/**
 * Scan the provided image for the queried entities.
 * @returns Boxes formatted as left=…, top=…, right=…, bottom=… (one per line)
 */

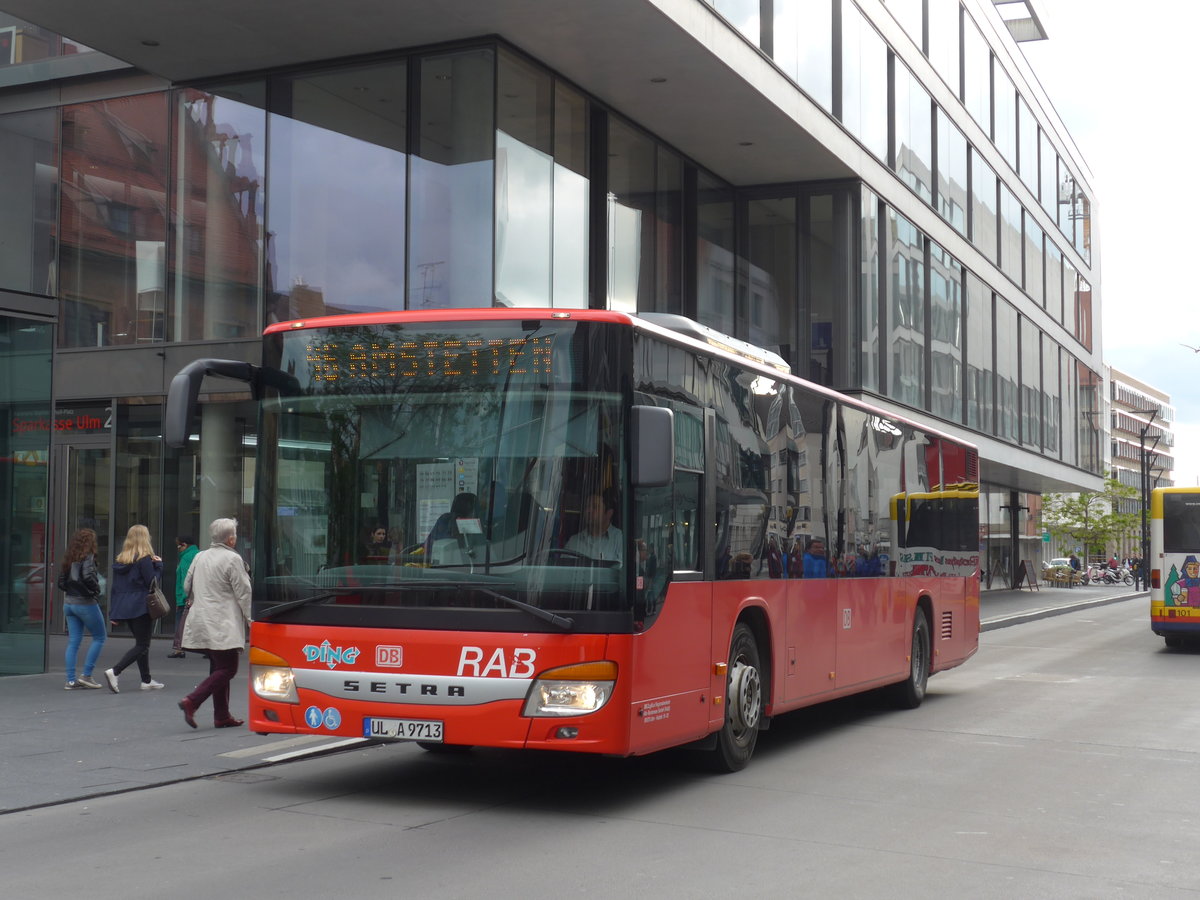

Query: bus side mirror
left=632, top=405, right=674, bottom=488
left=165, top=359, right=255, bottom=449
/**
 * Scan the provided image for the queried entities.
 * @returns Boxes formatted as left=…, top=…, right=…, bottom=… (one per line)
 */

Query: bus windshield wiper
left=257, top=581, right=574, bottom=630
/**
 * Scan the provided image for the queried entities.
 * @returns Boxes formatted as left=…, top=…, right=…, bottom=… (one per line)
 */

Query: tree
left=1041, top=474, right=1139, bottom=561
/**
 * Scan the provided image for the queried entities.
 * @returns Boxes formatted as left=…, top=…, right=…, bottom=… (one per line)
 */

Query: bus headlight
left=523, top=661, right=617, bottom=717
left=250, top=647, right=298, bottom=703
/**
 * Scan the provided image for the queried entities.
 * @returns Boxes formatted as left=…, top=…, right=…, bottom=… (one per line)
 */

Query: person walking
left=167, top=535, right=199, bottom=658
left=103, top=524, right=164, bottom=693
left=57, top=528, right=107, bottom=690
left=178, top=517, right=251, bottom=729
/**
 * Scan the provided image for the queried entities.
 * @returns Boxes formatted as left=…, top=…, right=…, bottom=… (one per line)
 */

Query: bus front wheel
left=891, top=608, right=930, bottom=709
left=709, top=622, right=763, bottom=773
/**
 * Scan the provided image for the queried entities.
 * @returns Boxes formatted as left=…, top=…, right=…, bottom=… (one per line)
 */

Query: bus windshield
left=254, top=319, right=630, bottom=633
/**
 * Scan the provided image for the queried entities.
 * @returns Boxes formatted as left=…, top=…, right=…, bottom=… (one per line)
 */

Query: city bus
left=166, top=308, right=980, bottom=771
left=1149, top=486, right=1200, bottom=647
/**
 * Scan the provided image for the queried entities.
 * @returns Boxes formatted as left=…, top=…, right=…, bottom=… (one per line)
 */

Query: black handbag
left=147, top=576, right=171, bottom=619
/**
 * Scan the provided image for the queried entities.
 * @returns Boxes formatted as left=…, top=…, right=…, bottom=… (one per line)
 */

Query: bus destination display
left=304, top=335, right=555, bottom=383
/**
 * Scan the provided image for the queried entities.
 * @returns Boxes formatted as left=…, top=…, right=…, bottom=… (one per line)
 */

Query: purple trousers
left=185, top=649, right=240, bottom=721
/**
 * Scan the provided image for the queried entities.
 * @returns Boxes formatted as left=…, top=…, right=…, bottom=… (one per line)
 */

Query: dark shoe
left=214, top=717, right=244, bottom=728
left=178, top=698, right=198, bottom=729
left=166, top=652, right=185, bottom=659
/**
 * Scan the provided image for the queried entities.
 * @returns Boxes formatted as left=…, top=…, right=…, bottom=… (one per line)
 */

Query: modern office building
left=0, top=0, right=1104, bottom=672
left=1108, top=366, right=1173, bottom=558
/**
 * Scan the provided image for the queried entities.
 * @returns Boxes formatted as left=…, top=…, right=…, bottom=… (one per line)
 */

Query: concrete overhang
left=1, top=0, right=856, bottom=188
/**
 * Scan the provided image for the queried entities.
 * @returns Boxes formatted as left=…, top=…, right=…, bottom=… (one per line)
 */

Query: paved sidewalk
left=0, top=582, right=1146, bottom=814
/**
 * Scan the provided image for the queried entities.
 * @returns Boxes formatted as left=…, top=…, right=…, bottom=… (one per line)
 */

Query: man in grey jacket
left=177, top=517, right=252, bottom=729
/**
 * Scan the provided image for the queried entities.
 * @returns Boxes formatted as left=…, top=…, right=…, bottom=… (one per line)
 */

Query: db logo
left=376, top=645, right=404, bottom=667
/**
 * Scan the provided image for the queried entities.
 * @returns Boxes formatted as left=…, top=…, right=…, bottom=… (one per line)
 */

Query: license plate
left=364, top=717, right=443, bottom=742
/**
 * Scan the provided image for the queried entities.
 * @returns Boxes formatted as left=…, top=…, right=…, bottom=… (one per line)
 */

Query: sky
left=1019, top=1, right=1200, bottom=486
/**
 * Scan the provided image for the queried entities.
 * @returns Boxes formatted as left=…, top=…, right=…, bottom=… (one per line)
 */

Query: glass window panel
left=172, top=84, right=264, bottom=341
left=995, top=299, right=1019, bottom=441
left=410, top=49, right=494, bottom=309
left=774, top=0, right=833, bottom=110
left=1057, top=167, right=1074, bottom=245
left=962, top=13, right=990, bottom=132
left=696, top=170, right=735, bottom=334
left=1045, top=239, right=1063, bottom=323
left=965, top=272, right=992, bottom=432
left=859, top=188, right=881, bottom=392
left=1063, top=254, right=1077, bottom=334
left=1039, top=131, right=1056, bottom=217
left=841, top=0, right=889, bottom=162
left=0, top=316, right=52, bottom=670
left=709, top=0, right=760, bottom=46
left=936, top=108, right=967, bottom=234
left=993, top=62, right=1016, bottom=167
left=927, top=0, right=960, bottom=93
left=655, top=148, right=683, bottom=313
left=59, top=93, right=169, bottom=348
left=269, top=61, right=408, bottom=318
left=0, top=14, right=98, bottom=65
left=895, top=63, right=933, bottom=204
left=113, top=402, right=164, bottom=578
left=886, top=0, right=924, bottom=48
left=930, top=242, right=962, bottom=422
left=1018, top=97, right=1037, bottom=192
left=1020, top=317, right=1041, bottom=449
left=746, top=195, right=797, bottom=366
left=970, top=149, right=997, bottom=263
left=1077, top=361, right=1102, bottom=474
left=1024, top=212, right=1044, bottom=306
left=496, top=51, right=553, bottom=307
left=888, top=209, right=926, bottom=410
left=607, top=117, right=656, bottom=313
left=1073, top=188, right=1091, bottom=264
left=808, top=194, right=835, bottom=385
left=0, top=108, right=56, bottom=296
left=1060, top=352, right=1076, bottom=465
left=1074, top=273, right=1092, bottom=351
left=999, top=183, right=1022, bottom=284
left=1043, top=339, right=1060, bottom=455
left=553, top=82, right=589, bottom=309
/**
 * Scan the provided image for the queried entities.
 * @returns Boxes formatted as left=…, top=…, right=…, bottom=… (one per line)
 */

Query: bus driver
left=565, top=491, right=623, bottom=563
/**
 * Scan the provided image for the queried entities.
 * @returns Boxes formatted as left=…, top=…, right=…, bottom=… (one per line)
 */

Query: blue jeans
left=65, top=602, right=108, bottom=682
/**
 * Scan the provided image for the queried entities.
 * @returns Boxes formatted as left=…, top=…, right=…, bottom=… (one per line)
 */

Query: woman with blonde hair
left=103, top=524, right=164, bottom=693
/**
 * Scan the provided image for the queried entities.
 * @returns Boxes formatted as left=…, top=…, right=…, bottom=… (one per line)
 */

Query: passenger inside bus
left=423, top=493, right=479, bottom=555
left=802, top=538, right=830, bottom=578
left=359, top=524, right=391, bottom=563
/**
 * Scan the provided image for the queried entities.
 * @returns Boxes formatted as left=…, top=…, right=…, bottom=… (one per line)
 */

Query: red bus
left=166, top=308, right=979, bottom=771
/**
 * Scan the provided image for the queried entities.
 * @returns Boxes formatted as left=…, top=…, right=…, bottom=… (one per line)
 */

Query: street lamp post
left=1138, top=408, right=1160, bottom=591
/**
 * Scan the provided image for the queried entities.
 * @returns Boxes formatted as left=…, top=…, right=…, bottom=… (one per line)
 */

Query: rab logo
left=302, top=640, right=362, bottom=669
left=376, top=645, right=404, bottom=668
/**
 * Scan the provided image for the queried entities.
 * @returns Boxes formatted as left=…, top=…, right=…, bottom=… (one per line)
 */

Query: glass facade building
left=0, top=0, right=1103, bottom=671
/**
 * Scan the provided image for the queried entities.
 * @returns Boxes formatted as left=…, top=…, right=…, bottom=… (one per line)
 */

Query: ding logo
left=302, top=640, right=361, bottom=669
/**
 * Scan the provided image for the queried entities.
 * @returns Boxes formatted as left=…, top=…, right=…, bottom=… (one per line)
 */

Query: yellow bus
left=1149, top=486, right=1200, bottom=648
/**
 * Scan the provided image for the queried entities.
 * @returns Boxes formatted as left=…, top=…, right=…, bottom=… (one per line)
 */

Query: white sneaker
left=103, top=668, right=119, bottom=693
left=141, top=679, right=165, bottom=690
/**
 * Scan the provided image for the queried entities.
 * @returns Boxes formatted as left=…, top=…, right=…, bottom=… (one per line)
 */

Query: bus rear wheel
left=890, top=608, right=930, bottom=709
left=709, top=622, right=763, bottom=773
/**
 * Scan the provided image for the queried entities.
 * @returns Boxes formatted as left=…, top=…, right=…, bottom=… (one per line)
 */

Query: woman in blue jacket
left=103, top=524, right=164, bottom=693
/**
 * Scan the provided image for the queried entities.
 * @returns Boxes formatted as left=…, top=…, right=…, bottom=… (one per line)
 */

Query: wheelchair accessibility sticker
left=305, top=706, right=342, bottom=730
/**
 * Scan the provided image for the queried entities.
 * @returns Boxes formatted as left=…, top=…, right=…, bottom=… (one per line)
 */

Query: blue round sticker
left=304, top=706, right=324, bottom=729
left=323, top=707, right=342, bottom=729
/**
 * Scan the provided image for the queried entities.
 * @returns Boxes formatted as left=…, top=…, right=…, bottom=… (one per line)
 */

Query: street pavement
left=0, top=581, right=1146, bottom=815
